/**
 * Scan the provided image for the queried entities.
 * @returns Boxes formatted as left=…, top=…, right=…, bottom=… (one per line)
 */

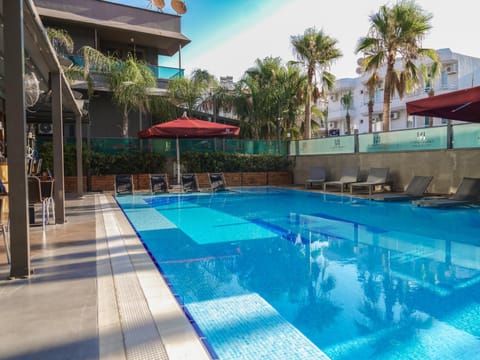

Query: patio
left=0, top=193, right=211, bottom=360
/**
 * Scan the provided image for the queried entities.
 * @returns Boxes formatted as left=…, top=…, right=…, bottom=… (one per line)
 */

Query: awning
left=406, top=86, right=480, bottom=123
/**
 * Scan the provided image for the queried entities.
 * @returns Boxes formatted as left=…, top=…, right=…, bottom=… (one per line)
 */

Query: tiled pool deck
left=0, top=193, right=211, bottom=360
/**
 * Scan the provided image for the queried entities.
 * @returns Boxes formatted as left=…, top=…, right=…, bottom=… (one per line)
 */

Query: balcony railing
left=66, top=55, right=184, bottom=79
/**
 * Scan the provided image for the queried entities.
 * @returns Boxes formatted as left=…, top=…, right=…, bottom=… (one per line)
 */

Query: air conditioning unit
left=38, top=123, right=53, bottom=135
left=390, top=111, right=400, bottom=120
left=446, top=63, right=457, bottom=74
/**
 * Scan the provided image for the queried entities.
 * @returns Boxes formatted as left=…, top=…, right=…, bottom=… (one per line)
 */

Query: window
left=441, top=71, right=448, bottom=89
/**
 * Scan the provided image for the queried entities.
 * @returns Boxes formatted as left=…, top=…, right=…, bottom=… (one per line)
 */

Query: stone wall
left=292, top=149, right=480, bottom=194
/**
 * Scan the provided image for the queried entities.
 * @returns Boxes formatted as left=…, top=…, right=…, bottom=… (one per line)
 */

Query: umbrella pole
left=176, top=136, right=181, bottom=185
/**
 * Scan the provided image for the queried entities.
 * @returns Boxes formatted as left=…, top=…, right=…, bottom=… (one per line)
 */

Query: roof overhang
left=0, top=0, right=83, bottom=120
left=35, top=0, right=190, bottom=56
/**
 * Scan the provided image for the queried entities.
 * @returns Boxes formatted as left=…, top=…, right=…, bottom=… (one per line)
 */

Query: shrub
left=181, top=151, right=292, bottom=173
left=38, top=141, right=167, bottom=176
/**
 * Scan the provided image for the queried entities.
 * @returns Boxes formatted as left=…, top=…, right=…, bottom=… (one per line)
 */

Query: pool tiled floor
left=0, top=193, right=210, bottom=360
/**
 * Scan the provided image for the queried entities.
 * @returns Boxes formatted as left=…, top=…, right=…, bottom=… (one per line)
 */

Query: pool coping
left=96, top=193, right=212, bottom=359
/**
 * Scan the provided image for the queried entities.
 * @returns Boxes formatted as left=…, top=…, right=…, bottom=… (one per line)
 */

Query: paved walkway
left=0, top=193, right=210, bottom=360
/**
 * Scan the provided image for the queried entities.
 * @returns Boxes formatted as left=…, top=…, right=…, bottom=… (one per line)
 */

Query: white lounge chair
left=323, top=166, right=359, bottom=193
left=350, top=168, right=389, bottom=195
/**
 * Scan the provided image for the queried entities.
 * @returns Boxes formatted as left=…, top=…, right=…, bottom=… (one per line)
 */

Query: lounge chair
left=323, top=166, right=359, bottom=193
left=150, top=173, right=169, bottom=194
left=181, top=173, right=199, bottom=192
left=350, top=167, right=390, bottom=195
left=370, top=175, right=433, bottom=201
left=413, top=177, right=480, bottom=208
left=305, top=166, right=326, bottom=188
left=115, top=174, right=133, bottom=195
left=208, top=172, right=227, bottom=192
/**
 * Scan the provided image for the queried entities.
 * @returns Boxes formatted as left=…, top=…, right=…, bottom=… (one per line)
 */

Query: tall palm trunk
left=304, top=68, right=314, bottom=139
left=368, top=99, right=374, bottom=133
left=382, top=60, right=395, bottom=132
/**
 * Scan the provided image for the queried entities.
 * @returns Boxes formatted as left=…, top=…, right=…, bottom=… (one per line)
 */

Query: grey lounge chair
left=305, top=166, right=326, bottom=188
left=413, top=177, right=480, bottom=208
left=115, top=174, right=133, bottom=195
left=370, top=175, right=433, bottom=201
left=350, top=167, right=390, bottom=195
left=323, top=166, right=359, bottom=193
left=150, top=174, right=169, bottom=194
left=181, top=173, right=199, bottom=192
left=208, top=172, right=227, bottom=192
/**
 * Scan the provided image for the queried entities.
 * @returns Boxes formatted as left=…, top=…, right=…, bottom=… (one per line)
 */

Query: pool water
left=116, top=187, right=480, bottom=359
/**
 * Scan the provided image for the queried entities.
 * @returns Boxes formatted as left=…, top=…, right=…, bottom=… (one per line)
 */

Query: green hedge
left=39, top=142, right=167, bottom=176
left=39, top=143, right=290, bottom=175
left=181, top=151, right=292, bottom=173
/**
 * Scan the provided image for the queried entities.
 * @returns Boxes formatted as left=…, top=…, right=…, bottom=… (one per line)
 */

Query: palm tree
left=168, top=70, right=212, bottom=116
left=420, top=62, right=441, bottom=126
left=234, top=57, right=305, bottom=140
left=356, top=1, right=439, bottom=132
left=340, top=90, right=353, bottom=134
left=109, top=54, right=156, bottom=137
left=364, top=71, right=381, bottom=133
left=291, top=27, right=342, bottom=139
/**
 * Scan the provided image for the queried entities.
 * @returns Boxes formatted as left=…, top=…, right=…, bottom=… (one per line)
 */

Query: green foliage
left=181, top=151, right=291, bottom=173
left=38, top=142, right=167, bottom=176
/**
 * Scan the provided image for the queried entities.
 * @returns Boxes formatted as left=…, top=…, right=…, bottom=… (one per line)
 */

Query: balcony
left=66, top=55, right=184, bottom=80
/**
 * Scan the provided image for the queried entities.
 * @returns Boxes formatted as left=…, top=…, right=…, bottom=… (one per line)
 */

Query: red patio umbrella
left=138, top=115, right=240, bottom=183
left=406, top=86, right=480, bottom=122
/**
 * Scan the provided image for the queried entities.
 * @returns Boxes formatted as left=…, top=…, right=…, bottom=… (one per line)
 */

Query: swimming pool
left=116, top=187, right=480, bottom=359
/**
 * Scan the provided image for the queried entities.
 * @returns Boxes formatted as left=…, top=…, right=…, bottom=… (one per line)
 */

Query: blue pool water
left=116, top=187, right=480, bottom=359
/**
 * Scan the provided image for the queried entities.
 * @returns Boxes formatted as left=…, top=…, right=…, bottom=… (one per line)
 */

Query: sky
left=113, top=0, right=480, bottom=82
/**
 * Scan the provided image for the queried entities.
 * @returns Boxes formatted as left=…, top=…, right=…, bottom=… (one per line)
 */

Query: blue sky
left=109, top=1, right=480, bottom=82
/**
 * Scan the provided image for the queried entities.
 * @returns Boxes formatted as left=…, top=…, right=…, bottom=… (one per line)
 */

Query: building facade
left=34, top=0, right=190, bottom=138
left=325, top=48, right=480, bottom=135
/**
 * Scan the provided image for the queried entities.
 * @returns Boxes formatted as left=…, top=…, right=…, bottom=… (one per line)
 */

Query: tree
left=340, top=90, right=353, bottom=135
left=291, top=27, right=342, bottom=139
left=167, top=70, right=212, bottom=116
left=364, top=71, right=381, bottom=133
left=420, top=62, right=441, bottom=126
left=356, top=0, right=439, bottom=132
left=234, top=57, right=305, bottom=140
left=109, top=54, right=156, bottom=137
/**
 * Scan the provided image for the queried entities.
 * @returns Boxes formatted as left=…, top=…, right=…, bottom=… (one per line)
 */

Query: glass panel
left=68, top=138, right=288, bottom=155
left=358, top=127, right=447, bottom=152
left=66, top=55, right=184, bottom=79
left=290, top=136, right=355, bottom=155
left=453, top=123, right=480, bottom=149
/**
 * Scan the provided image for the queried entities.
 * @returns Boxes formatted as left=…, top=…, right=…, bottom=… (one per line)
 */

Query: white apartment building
left=325, top=48, right=480, bottom=135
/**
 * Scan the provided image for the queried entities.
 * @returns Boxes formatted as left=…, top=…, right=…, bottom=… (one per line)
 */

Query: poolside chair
left=350, top=167, right=390, bottom=195
left=150, top=173, right=169, bottom=194
left=181, top=173, right=199, bottom=192
left=305, top=166, right=326, bottom=188
left=0, top=196, right=9, bottom=264
left=208, top=172, right=227, bottom=192
left=370, top=175, right=433, bottom=201
left=28, top=176, right=55, bottom=229
left=413, top=177, right=480, bottom=208
left=323, top=166, right=359, bottom=193
left=115, top=174, right=133, bottom=195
